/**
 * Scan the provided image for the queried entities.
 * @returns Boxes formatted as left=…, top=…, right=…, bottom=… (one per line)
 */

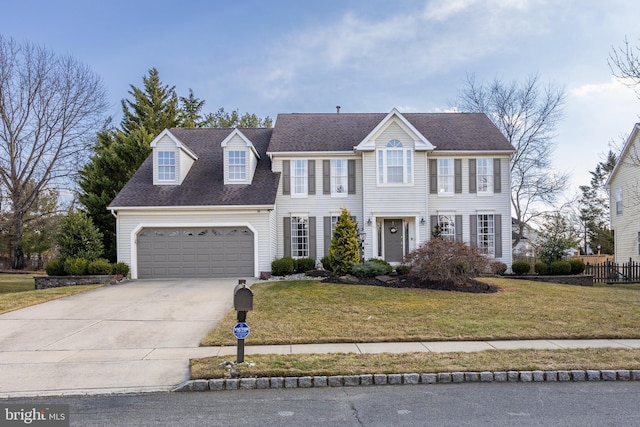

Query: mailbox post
left=233, top=279, right=253, bottom=363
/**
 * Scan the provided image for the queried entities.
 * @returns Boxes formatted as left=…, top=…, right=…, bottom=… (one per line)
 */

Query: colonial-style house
left=607, top=122, right=640, bottom=263
left=109, top=109, right=515, bottom=279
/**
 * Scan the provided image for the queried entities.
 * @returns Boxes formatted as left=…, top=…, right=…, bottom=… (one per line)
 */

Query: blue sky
left=2, top=0, right=639, bottom=195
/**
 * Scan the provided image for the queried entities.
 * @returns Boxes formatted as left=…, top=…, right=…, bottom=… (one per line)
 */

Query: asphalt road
left=9, top=382, right=640, bottom=426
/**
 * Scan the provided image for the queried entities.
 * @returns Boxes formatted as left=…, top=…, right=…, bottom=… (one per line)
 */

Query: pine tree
left=328, top=208, right=361, bottom=275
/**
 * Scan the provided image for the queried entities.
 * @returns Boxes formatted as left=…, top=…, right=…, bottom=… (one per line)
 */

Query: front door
left=383, top=219, right=404, bottom=263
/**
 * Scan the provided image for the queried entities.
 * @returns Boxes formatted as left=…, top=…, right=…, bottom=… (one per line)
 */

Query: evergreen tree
left=206, top=107, right=273, bottom=128
left=534, top=212, right=580, bottom=265
left=179, top=88, right=209, bottom=127
left=56, top=210, right=104, bottom=261
left=328, top=208, right=361, bottom=275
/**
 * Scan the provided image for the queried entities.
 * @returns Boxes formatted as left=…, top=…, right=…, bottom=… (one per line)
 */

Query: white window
left=291, top=216, right=309, bottom=258
left=477, top=214, right=495, bottom=256
left=438, top=215, right=456, bottom=241
left=616, top=187, right=623, bottom=215
left=228, top=150, right=246, bottom=181
left=291, top=160, right=308, bottom=196
left=438, top=159, right=454, bottom=194
left=377, top=140, right=413, bottom=184
left=157, top=151, right=176, bottom=181
left=331, top=159, right=347, bottom=195
left=477, top=158, right=493, bottom=193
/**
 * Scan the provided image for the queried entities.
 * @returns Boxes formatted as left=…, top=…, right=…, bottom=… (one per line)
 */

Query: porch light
left=420, top=217, right=425, bottom=225
left=367, top=218, right=372, bottom=226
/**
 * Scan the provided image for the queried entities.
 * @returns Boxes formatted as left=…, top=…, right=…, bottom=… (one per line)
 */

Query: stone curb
left=172, top=369, right=640, bottom=392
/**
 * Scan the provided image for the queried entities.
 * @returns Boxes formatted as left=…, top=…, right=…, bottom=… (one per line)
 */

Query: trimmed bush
left=549, top=261, right=572, bottom=275
left=88, top=259, right=113, bottom=275
left=534, top=262, right=548, bottom=275
left=569, top=259, right=586, bottom=275
left=492, top=262, right=508, bottom=275
left=295, top=257, right=316, bottom=273
left=45, top=260, right=66, bottom=276
left=64, top=258, right=89, bottom=276
left=112, top=262, right=130, bottom=276
left=366, top=258, right=393, bottom=275
left=271, top=257, right=295, bottom=276
left=512, top=261, right=531, bottom=275
left=320, top=255, right=333, bottom=272
left=351, top=260, right=392, bottom=278
left=395, top=264, right=411, bottom=276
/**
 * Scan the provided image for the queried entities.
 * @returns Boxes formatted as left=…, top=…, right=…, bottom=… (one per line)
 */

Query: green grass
left=201, top=277, right=640, bottom=346
left=194, top=277, right=640, bottom=379
left=0, top=273, right=103, bottom=314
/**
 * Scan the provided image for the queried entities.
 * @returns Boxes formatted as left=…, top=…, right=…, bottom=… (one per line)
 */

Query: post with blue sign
left=233, top=279, right=253, bottom=363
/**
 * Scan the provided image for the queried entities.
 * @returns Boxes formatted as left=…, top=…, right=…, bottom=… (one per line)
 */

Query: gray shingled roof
left=109, top=128, right=279, bottom=208
left=110, top=112, right=513, bottom=209
left=268, top=112, right=514, bottom=152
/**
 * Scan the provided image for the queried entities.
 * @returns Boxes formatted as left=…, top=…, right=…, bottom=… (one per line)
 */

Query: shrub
left=271, top=257, right=295, bottom=276
left=511, top=261, right=531, bottom=275
left=320, top=255, right=333, bottom=272
left=549, top=261, right=572, bottom=275
left=328, top=208, right=361, bottom=275
left=295, top=257, right=316, bottom=273
left=491, top=262, right=508, bottom=275
left=569, top=259, right=586, bottom=275
left=534, top=262, right=548, bottom=275
left=64, top=257, right=89, bottom=276
left=395, top=264, right=411, bottom=276
left=112, top=262, right=130, bottom=276
left=404, top=238, right=490, bottom=286
left=45, top=260, right=66, bottom=276
left=351, top=260, right=392, bottom=278
left=56, top=211, right=104, bottom=261
left=88, top=259, right=113, bottom=275
left=366, top=258, right=393, bottom=275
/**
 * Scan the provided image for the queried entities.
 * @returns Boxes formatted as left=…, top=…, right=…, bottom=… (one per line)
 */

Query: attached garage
left=137, top=227, right=254, bottom=278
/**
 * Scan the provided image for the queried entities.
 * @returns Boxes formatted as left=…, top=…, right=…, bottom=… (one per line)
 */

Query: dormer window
left=158, top=151, right=176, bottom=181
left=228, top=150, right=247, bottom=181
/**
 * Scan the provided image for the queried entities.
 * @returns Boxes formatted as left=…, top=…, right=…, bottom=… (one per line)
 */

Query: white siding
left=116, top=209, right=273, bottom=279
left=223, top=135, right=258, bottom=185
left=178, top=149, right=194, bottom=184
left=272, top=156, right=363, bottom=261
left=609, top=131, right=640, bottom=262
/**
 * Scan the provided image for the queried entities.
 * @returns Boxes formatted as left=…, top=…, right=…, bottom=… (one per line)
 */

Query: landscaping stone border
left=34, top=275, right=118, bottom=289
left=173, top=369, right=640, bottom=392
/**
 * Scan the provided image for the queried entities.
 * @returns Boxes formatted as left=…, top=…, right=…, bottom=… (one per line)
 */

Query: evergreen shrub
left=112, top=262, right=130, bottom=276
left=549, top=261, right=572, bottom=275
left=88, top=259, right=113, bottom=275
left=45, top=260, right=66, bottom=276
left=295, top=258, right=316, bottom=273
left=272, top=257, right=295, bottom=276
left=534, top=262, right=548, bottom=275
left=511, top=261, right=531, bottom=275
left=569, top=259, right=586, bottom=275
left=64, top=258, right=89, bottom=276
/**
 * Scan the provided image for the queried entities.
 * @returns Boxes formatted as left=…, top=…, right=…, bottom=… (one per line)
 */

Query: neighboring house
left=607, top=123, right=640, bottom=263
left=512, top=218, right=538, bottom=258
left=109, top=109, right=515, bottom=279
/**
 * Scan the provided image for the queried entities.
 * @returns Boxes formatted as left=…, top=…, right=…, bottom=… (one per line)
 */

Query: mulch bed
left=305, top=270, right=498, bottom=294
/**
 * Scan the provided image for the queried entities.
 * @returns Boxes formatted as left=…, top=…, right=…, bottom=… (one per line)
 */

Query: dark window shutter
left=455, top=215, right=463, bottom=242
left=348, top=159, right=356, bottom=194
left=493, top=158, right=501, bottom=193
left=283, top=217, right=291, bottom=257
left=308, top=216, right=317, bottom=259
left=469, top=159, right=477, bottom=194
left=470, top=215, right=477, bottom=247
left=430, top=215, right=438, bottom=237
left=495, top=214, right=502, bottom=258
left=324, top=216, right=332, bottom=256
left=282, top=160, right=290, bottom=195
left=323, top=160, right=330, bottom=194
left=308, top=160, right=315, bottom=195
left=429, top=159, right=437, bottom=194
left=454, top=159, right=462, bottom=193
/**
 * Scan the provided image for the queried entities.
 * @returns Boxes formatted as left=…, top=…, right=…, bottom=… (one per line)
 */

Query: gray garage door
left=137, top=227, right=254, bottom=278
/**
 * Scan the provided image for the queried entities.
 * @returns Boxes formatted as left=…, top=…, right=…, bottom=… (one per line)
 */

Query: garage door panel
left=137, top=226, right=254, bottom=278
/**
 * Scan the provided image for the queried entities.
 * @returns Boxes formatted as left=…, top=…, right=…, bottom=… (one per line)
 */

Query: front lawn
left=0, top=273, right=103, bottom=314
left=201, top=277, right=640, bottom=346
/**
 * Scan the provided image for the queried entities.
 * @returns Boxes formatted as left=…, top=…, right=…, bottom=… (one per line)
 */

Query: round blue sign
left=233, top=322, right=250, bottom=339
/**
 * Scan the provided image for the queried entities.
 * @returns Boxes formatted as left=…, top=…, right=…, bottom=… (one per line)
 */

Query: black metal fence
left=585, top=259, right=640, bottom=284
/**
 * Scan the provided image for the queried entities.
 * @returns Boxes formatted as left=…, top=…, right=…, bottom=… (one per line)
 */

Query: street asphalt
left=1, top=278, right=639, bottom=398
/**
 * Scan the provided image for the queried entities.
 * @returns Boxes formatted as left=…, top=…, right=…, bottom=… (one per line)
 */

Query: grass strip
left=191, top=348, right=640, bottom=379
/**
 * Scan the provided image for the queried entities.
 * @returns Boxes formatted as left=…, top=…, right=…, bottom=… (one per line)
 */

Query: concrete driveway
left=0, top=278, right=249, bottom=397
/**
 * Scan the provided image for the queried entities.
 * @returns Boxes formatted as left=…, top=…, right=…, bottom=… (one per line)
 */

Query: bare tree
left=455, top=74, right=568, bottom=248
left=610, top=36, right=640, bottom=96
left=0, top=36, right=108, bottom=269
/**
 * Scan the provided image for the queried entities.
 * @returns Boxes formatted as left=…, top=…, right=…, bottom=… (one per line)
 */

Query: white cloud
left=570, top=77, right=634, bottom=98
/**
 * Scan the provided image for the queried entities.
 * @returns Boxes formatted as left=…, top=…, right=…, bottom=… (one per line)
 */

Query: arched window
left=377, top=140, right=412, bottom=184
